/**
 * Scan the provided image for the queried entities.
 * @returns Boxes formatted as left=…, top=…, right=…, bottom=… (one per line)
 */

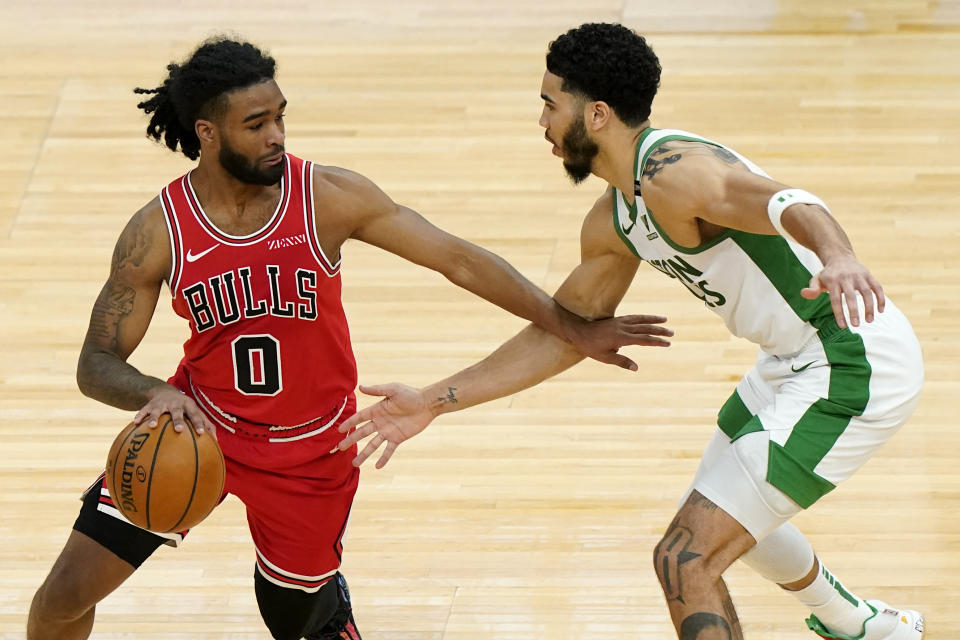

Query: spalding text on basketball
left=119, top=432, right=151, bottom=512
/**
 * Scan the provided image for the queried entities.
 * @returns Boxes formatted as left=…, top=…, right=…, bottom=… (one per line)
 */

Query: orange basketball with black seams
left=105, top=413, right=225, bottom=533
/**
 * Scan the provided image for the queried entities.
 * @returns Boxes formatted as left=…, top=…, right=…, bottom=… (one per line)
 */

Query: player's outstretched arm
left=338, top=193, right=667, bottom=468
left=77, top=201, right=213, bottom=434
left=338, top=170, right=669, bottom=369
left=639, top=142, right=883, bottom=329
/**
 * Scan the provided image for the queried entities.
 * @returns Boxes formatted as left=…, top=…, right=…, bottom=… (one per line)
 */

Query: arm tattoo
left=111, top=215, right=152, bottom=272
left=87, top=281, right=136, bottom=350
left=79, top=281, right=163, bottom=408
left=77, top=210, right=165, bottom=409
left=680, top=613, right=733, bottom=640
left=642, top=145, right=683, bottom=181
left=444, top=387, right=458, bottom=404
left=708, top=145, right=741, bottom=165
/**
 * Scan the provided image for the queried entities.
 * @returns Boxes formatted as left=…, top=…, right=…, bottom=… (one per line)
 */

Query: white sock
left=794, top=561, right=873, bottom=638
left=741, top=522, right=815, bottom=584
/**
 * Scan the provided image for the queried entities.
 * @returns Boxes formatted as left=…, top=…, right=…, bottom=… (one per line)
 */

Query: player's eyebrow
left=541, top=93, right=556, bottom=104
left=243, top=99, right=288, bottom=123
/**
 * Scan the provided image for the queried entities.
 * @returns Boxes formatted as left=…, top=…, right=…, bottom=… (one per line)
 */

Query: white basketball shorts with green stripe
left=683, top=299, right=923, bottom=541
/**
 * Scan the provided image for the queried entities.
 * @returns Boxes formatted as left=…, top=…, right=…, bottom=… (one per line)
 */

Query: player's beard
left=219, top=137, right=285, bottom=186
left=561, top=115, right=599, bottom=185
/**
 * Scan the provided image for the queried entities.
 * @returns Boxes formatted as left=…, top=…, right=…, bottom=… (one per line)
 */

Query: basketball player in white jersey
left=335, top=23, right=925, bottom=640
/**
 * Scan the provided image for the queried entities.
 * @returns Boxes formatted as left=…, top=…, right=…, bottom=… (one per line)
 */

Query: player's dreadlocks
left=546, top=23, right=661, bottom=125
left=134, top=37, right=276, bottom=160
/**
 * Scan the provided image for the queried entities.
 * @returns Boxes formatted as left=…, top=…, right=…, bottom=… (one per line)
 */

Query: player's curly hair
left=134, top=37, right=277, bottom=160
left=546, top=23, right=661, bottom=126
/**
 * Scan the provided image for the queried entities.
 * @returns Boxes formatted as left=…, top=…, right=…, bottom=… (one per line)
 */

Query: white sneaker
left=806, top=599, right=924, bottom=640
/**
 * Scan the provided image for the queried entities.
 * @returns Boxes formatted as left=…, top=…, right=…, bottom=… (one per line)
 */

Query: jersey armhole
left=159, top=186, right=183, bottom=296
left=303, top=162, right=342, bottom=278
left=610, top=188, right=642, bottom=259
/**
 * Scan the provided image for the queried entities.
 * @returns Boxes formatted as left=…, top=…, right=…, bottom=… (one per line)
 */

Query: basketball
left=105, top=414, right=226, bottom=533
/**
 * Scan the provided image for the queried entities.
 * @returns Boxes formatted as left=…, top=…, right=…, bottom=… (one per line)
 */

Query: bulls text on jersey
left=182, top=264, right=319, bottom=332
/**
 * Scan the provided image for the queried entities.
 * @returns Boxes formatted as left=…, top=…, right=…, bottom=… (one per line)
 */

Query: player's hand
left=336, top=383, right=435, bottom=468
left=801, top=254, right=884, bottom=328
left=133, top=383, right=216, bottom=437
left=568, top=314, right=672, bottom=371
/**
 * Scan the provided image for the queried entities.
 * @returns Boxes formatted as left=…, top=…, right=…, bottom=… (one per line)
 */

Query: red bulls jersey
left=159, top=154, right=357, bottom=437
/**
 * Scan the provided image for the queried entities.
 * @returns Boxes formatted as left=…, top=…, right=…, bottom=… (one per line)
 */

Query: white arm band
left=767, top=188, right=831, bottom=244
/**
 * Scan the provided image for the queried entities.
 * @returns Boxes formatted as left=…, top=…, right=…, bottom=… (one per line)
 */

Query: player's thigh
left=229, top=437, right=359, bottom=590
left=37, top=479, right=168, bottom=614
left=35, top=530, right=141, bottom=615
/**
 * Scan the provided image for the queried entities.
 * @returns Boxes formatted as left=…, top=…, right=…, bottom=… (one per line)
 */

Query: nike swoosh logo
left=186, top=244, right=219, bottom=263
left=790, top=361, right=816, bottom=373
left=621, top=220, right=636, bottom=234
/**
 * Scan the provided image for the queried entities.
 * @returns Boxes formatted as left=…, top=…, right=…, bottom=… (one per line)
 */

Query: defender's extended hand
left=568, top=314, right=672, bottom=371
left=801, top=255, right=884, bottom=329
left=336, top=383, right=434, bottom=468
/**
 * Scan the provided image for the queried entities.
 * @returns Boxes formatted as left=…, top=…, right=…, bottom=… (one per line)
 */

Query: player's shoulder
left=639, top=136, right=744, bottom=217
left=308, top=164, right=392, bottom=215
left=127, top=195, right=168, bottom=236
left=581, top=187, right=632, bottom=256
left=110, top=196, right=172, bottom=273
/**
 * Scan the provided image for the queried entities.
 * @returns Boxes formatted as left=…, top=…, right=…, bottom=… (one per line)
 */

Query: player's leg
left=254, top=570, right=360, bottom=640
left=654, top=490, right=755, bottom=639
left=741, top=522, right=880, bottom=638
left=684, top=308, right=925, bottom=640
left=27, top=482, right=168, bottom=640
left=221, top=404, right=361, bottom=640
left=254, top=571, right=338, bottom=640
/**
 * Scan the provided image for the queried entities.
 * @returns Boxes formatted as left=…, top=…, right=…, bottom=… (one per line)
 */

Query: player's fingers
left=801, top=274, right=824, bottom=301
left=627, top=323, right=674, bottom=337
left=332, top=433, right=357, bottom=454
left=627, top=334, right=671, bottom=347
left=338, top=408, right=370, bottom=433
left=354, top=435, right=383, bottom=467
left=867, top=275, right=885, bottom=316
left=376, top=441, right=398, bottom=469
left=357, top=383, right=395, bottom=397
left=829, top=284, right=847, bottom=329
left=184, top=404, right=209, bottom=435
left=134, top=406, right=150, bottom=425
left=145, top=407, right=165, bottom=428
left=623, top=314, right=668, bottom=325
left=168, top=406, right=187, bottom=433
left=843, top=286, right=861, bottom=327
left=601, top=352, right=639, bottom=371
left=337, top=422, right=374, bottom=450
left=859, top=280, right=876, bottom=324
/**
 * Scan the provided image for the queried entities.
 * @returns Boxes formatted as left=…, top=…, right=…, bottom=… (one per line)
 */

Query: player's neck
left=191, top=158, right=277, bottom=217
left=592, top=123, right=648, bottom=203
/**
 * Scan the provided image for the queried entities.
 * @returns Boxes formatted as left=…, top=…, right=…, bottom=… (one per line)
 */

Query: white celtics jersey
left=613, top=128, right=836, bottom=356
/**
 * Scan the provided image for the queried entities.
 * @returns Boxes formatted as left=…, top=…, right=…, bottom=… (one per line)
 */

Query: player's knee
left=29, top=573, right=97, bottom=625
left=255, top=571, right=338, bottom=640
left=653, top=521, right=725, bottom=596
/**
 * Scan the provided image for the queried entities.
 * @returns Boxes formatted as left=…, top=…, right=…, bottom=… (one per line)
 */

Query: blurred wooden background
left=1, top=1, right=958, bottom=638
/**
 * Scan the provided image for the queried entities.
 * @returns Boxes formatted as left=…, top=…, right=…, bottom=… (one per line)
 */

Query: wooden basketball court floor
left=1, top=1, right=958, bottom=638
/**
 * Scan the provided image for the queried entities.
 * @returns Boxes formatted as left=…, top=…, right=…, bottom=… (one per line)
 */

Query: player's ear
left=586, top=101, right=612, bottom=132
left=195, top=119, right=216, bottom=145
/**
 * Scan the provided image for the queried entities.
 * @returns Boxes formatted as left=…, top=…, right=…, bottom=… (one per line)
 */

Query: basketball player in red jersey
left=25, top=38, right=671, bottom=640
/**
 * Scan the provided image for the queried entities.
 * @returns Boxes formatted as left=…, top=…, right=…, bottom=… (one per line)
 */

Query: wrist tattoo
left=444, top=387, right=458, bottom=404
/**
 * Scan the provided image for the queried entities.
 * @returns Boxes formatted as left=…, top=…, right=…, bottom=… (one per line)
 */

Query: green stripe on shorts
left=717, top=390, right=763, bottom=440
left=767, top=331, right=872, bottom=508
